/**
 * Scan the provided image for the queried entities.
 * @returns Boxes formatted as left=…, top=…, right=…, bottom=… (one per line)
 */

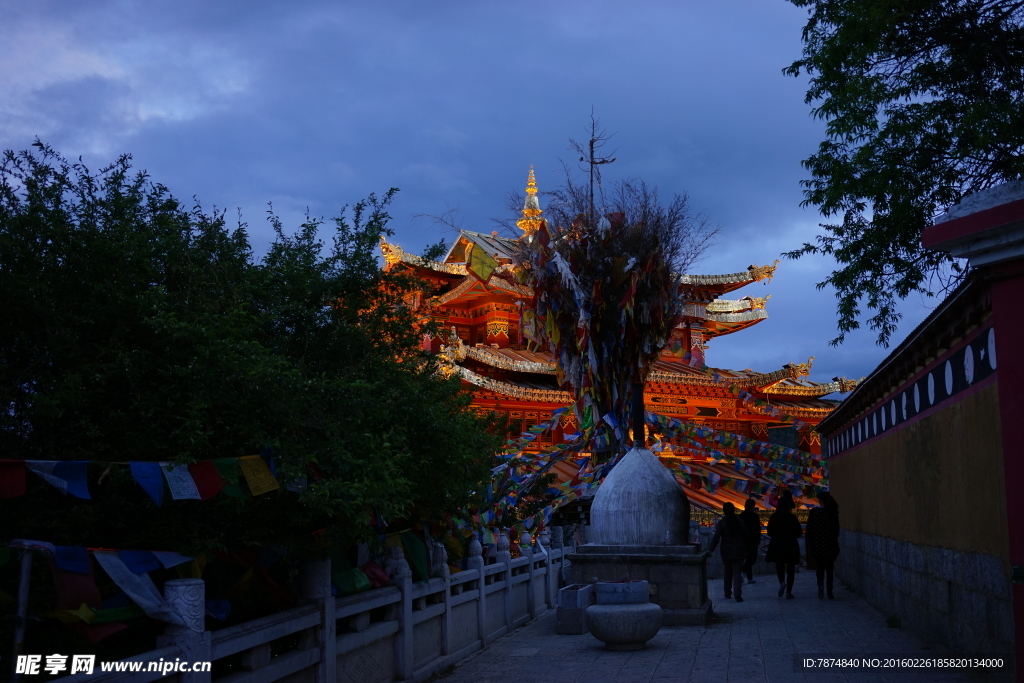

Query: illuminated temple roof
left=382, top=232, right=779, bottom=339
left=379, top=167, right=857, bottom=512
left=443, top=230, right=519, bottom=265
left=458, top=345, right=844, bottom=398
left=378, top=165, right=853, bottom=401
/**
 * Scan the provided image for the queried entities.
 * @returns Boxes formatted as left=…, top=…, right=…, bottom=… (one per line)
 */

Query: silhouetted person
left=806, top=491, right=840, bottom=599
left=709, top=502, right=750, bottom=602
left=739, top=498, right=762, bottom=584
left=766, top=497, right=802, bottom=598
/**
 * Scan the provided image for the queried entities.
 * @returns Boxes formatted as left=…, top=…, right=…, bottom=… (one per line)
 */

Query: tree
left=517, top=165, right=717, bottom=454
left=783, top=0, right=1024, bottom=345
left=0, top=143, right=499, bottom=554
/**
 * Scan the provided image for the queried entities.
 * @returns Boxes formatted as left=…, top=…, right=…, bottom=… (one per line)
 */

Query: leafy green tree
left=784, top=0, right=1024, bottom=345
left=0, top=143, right=498, bottom=553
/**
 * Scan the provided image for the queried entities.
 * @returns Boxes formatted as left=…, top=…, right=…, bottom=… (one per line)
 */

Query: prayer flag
left=130, top=462, right=165, bottom=507
left=93, top=551, right=185, bottom=626
left=466, top=243, right=498, bottom=283
left=152, top=551, right=194, bottom=569
left=522, top=309, right=540, bottom=342
left=160, top=463, right=201, bottom=500
left=54, top=546, right=91, bottom=575
left=213, top=458, right=247, bottom=498
left=238, top=456, right=279, bottom=495
left=187, top=461, right=225, bottom=501
left=49, top=554, right=128, bottom=643
left=27, top=461, right=91, bottom=499
left=0, top=459, right=26, bottom=498
left=119, top=551, right=163, bottom=575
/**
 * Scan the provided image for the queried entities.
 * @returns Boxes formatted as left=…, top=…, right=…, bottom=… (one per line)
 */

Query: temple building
left=380, top=168, right=856, bottom=511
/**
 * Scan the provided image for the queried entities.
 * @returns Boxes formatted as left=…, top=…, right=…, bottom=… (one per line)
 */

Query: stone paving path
left=439, top=569, right=993, bottom=683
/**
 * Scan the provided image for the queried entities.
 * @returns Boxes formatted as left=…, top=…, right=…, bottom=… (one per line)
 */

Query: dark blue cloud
left=0, top=0, right=935, bottom=385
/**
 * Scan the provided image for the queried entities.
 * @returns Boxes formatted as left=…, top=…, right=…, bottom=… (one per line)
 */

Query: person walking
left=708, top=502, right=750, bottom=602
left=765, top=497, right=802, bottom=599
left=806, top=491, right=841, bottom=599
left=739, top=498, right=762, bottom=584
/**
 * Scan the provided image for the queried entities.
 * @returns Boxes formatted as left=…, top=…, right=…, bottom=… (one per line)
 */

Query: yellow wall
left=830, top=382, right=1009, bottom=563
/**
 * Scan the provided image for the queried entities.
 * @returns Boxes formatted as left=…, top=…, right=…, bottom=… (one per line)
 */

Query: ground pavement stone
left=438, top=569, right=983, bottom=682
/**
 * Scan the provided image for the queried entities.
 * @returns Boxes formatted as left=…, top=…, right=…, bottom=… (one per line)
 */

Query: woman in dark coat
left=709, top=502, right=751, bottom=602
left=766, top=497, right=802, bottom=598
left=805, top=491, right=840, bottom=599
left=738, top=498, right=762, bottom=584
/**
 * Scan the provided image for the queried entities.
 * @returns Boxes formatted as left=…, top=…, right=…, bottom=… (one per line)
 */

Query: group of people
left=707, top=491, right=840, bottom=602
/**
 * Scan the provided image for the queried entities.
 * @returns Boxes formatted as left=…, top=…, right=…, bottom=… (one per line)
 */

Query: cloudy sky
left=0, top=0, right=940, bottom=389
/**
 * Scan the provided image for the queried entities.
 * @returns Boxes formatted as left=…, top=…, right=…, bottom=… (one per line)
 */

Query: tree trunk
left=632, top=382, right=645, bottom=448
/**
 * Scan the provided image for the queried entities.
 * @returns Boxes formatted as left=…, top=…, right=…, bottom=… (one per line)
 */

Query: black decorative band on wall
left=827, top=327, right=997, bottom=458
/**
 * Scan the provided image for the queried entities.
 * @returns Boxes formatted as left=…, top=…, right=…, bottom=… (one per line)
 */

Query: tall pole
left=589, top=136, right=596, bottom=227
left=573, top=115, right=615, bottom=228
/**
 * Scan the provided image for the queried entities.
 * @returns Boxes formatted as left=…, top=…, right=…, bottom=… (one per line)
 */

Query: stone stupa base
left=566, top=544, right=712, bottom=626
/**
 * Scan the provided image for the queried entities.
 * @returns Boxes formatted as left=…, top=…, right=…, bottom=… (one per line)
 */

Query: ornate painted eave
left=455, top=364, right=573, bottom=404
left=705, top=296, right=771, bottom=313
left=645, top=370, right=723, bottom=387
left=645, top=364, right=816, bottom=390
left=380, top=239, right=467, bottom=275
left=681, top=297, right=771, bottom=338
left=704, top=308, right=769, bottom=325
left=434, top=276, right=478, bottom=305
left=490, top=276, right=532, bottom=298
left=677, top=260, right=780, bottom=293
left=755, top=399, right=838, bottom=417
left=459, top=346, right=846, bottom=397
left=464, top=346, right=558, bottom=375
left=763, top=377, right=861, bottom=397
left=740, top=359, right=816, bottom=388
left=432, top=274, right=532, bottom=306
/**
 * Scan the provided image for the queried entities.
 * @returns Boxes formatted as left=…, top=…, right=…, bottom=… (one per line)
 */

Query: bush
left=0, top=143, right=499, bottom=554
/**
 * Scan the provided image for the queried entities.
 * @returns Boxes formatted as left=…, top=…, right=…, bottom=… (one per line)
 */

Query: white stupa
left=588, top=446, right=690, bottom=546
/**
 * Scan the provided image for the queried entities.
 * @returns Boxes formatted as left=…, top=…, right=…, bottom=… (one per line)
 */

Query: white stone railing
left=54, top=531, right=568, bottom=683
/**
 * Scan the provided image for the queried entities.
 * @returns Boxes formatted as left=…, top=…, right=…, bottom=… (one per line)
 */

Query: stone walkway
left=439, top=569, right=992, bottom=683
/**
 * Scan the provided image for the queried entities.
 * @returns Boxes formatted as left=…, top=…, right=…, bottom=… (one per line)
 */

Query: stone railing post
left=385, top=545, right=414, bottom=680
left=497, top=533, right=513, bottom=632
left=535, top=529, right=553, bottom=609
left=156, top=579, right=211, bottom=683
left=466, top=535, right=486, bottom=647
left=698, top=526, right=713, bottom=551
left=298, top=557, right=336, bottom=683
left=521, top=532, right=537, bottom=620
left=551, top=526, right=565, bottom=593
left=428, top=538, right=452, bottom=657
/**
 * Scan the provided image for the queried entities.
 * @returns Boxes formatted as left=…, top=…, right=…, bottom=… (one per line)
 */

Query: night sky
left=1, top=1, right=940, bottom=390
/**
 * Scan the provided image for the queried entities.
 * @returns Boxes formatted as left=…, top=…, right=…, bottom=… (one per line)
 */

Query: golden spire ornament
left=516, top=166, right=545, bottom=236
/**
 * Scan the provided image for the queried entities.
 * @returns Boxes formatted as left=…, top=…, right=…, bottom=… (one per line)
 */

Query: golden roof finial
left=517, top=165, right=545, bottom=236
left=526, top=166, right=538, bottom=196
